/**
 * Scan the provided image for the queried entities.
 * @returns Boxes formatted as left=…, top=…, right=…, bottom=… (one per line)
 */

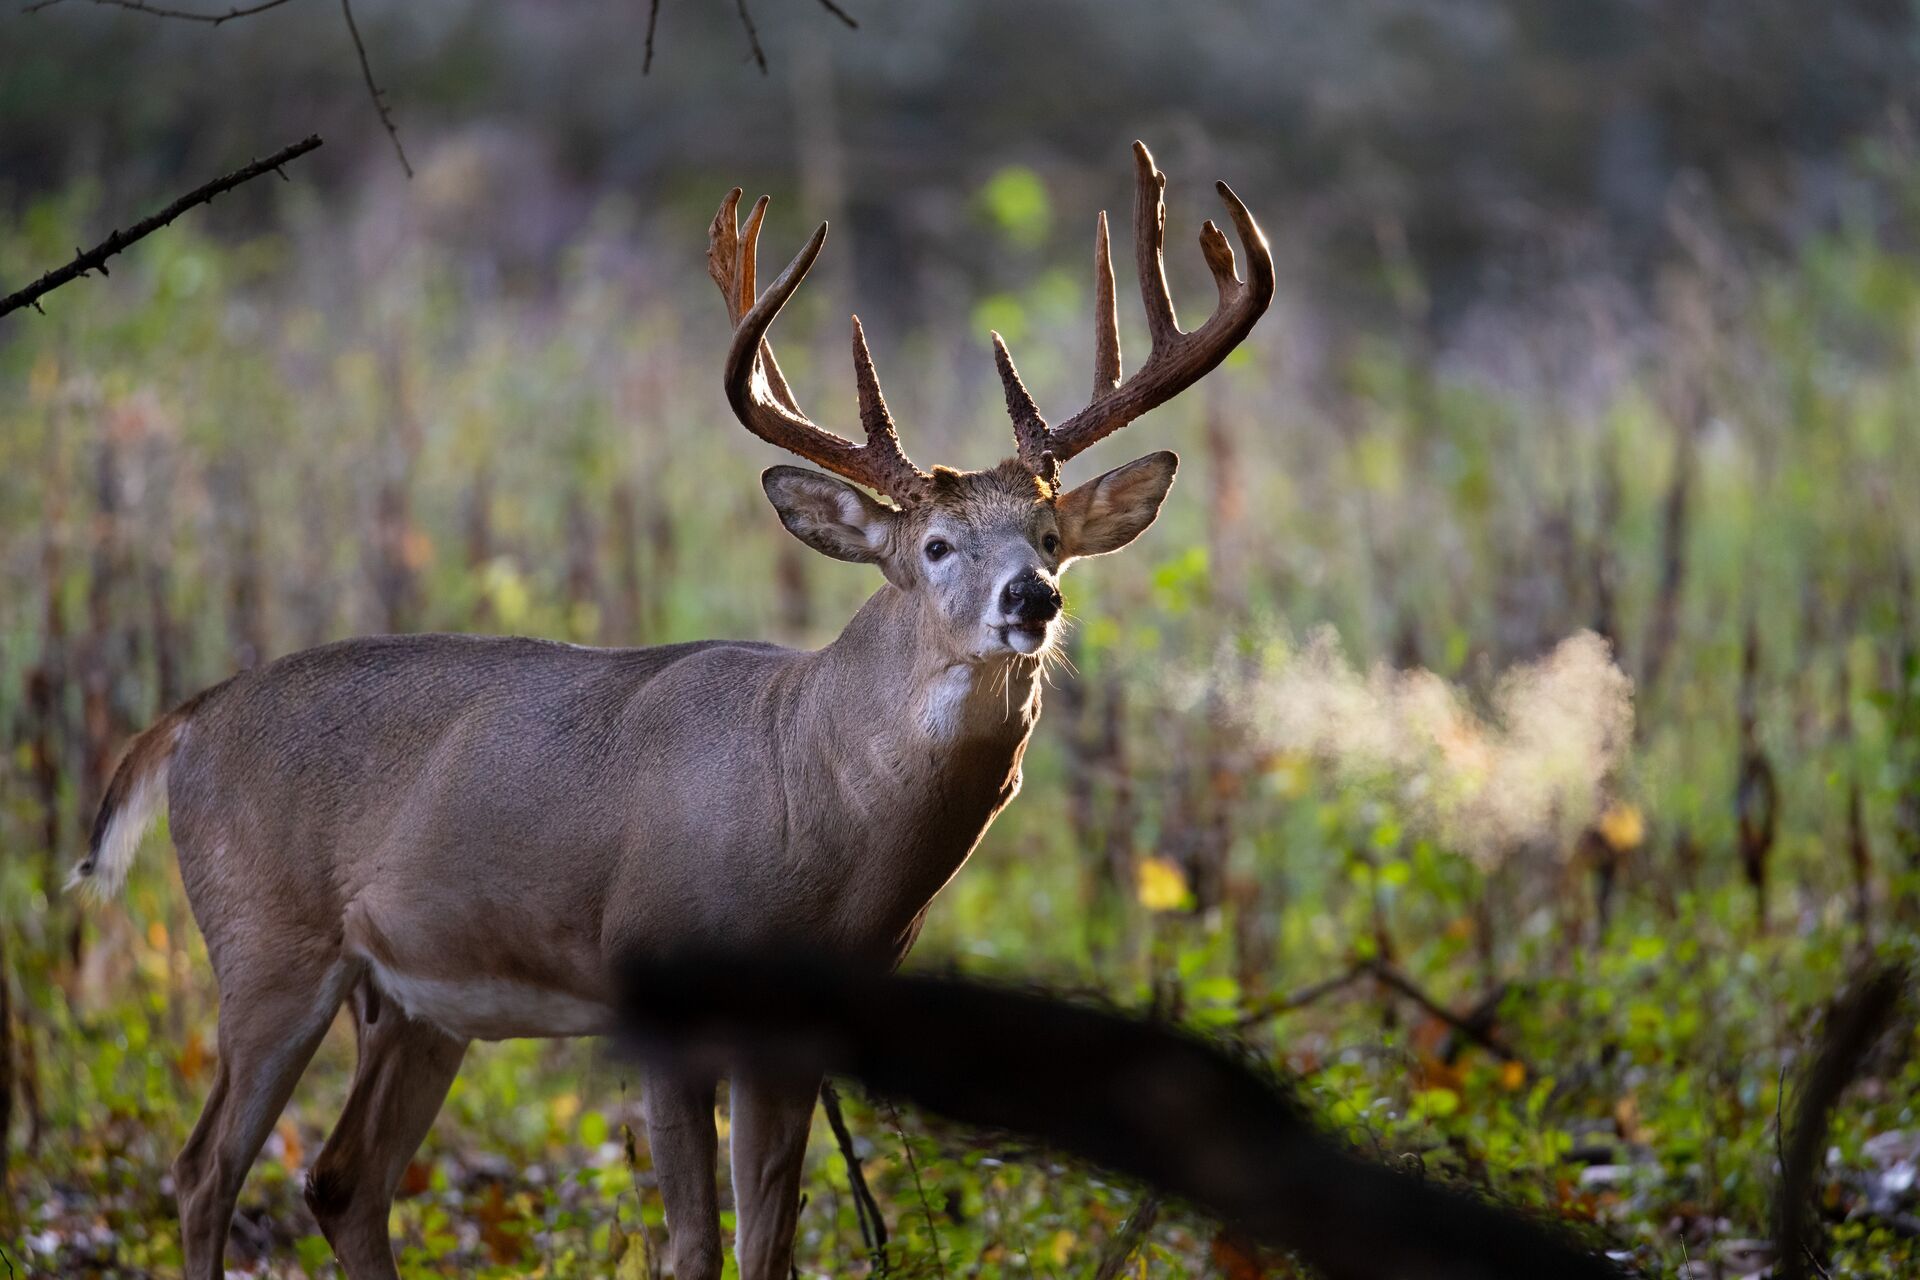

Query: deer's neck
left=788, top=586, right=1041, bottom=943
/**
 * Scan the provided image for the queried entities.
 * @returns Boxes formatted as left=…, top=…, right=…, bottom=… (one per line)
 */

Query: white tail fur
left=66, top=726, right=179, bottom=900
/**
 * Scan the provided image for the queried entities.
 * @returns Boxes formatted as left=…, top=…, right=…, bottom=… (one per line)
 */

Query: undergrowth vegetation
left=4, top=151, right=1920, bottom=1276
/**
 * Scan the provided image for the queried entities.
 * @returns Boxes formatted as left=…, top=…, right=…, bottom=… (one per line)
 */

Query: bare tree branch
left=23, top=0, right=299, bottom=21
left=338, top=0, right=409, bottom=177
left=26, top=0, right=408, bottom=177
left=733, top=0, right=767, bottom=73
left=0, top=134, right=323, bottom=321
left=814, top=0, right=857, bottom=29
left=37, top=0, right=856, bottom=81
left=621, top=954, right=1626, bottom=1280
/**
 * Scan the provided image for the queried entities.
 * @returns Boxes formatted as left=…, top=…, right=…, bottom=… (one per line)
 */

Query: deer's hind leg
left=174, top=938, right=353, bottom=1280
left=304, top=978, right=468, bottom=1280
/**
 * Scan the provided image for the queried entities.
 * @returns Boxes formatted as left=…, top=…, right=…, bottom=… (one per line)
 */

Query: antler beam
left=997, top=141, right=1275, bottom=484
left=708, top=189, right=932, bottom=507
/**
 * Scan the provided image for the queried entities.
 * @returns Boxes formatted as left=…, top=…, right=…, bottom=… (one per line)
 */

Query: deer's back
left=165, top=632, right=795, bottom=1003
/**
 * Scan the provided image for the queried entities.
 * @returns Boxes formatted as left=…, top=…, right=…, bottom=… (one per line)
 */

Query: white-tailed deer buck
left=73, top=142, right=1272, bottom=1280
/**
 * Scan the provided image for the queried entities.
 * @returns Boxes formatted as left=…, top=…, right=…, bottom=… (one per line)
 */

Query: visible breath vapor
left=1209, top=629, right=1634, bottom=863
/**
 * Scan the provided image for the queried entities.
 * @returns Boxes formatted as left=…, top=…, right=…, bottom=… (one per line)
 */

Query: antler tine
left=1132, top=141, right=1180, bottom=347
left=1091, top=209, right=1122, bottom=399
left=994, top=142, right=1274, bottom=474
left=709, top=191, right=931, bottom=506
left=992, top=332, right=1058, bottom=487
left=850, top=316, right=928, bottom=500
left=708, top=189, right=806, bottom=419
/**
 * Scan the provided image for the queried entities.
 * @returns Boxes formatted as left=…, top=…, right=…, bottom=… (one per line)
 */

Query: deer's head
left=710, top=142, right=1273, bottom=667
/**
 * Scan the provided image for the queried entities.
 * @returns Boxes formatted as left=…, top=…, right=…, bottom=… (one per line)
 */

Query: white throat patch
left=916, top=660, right=1035, bottom=743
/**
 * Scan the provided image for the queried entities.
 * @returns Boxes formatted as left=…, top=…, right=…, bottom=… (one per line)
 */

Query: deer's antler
left=994, top=141, right=1275, bottom=487
left=709, top=188, right=932, bottom=507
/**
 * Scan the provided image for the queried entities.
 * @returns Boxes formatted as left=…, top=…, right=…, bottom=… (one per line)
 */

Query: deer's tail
left=68, top=681, right=230, bottom=900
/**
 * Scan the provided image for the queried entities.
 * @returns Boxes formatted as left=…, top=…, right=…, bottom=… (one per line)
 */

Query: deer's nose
left=1001, top=570, right=1062, bottom=623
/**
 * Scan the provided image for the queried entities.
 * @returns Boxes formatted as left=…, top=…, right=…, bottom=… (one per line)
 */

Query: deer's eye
left=1042, top=532, right=1061, bottom=555
left=924, top=538, right=952, bottom=563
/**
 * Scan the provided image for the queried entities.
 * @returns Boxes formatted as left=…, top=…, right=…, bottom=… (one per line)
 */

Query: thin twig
left=1091, top=1191, right=1161, bottom=1280
left=1233, top=961, right=1372, bottom=1029
left=23, top=0, right=297, bottom=21
left=0, top=134, right=323, bottom=320
left=643, top=0, right=660, bottom=73
left=813, top=0, right=857, bottom=28
left=820, top=1081, right=889, bottom=1274
left=1366, top=961, right=1524, bottom=1064
left=1775, top=965, right=1905, bottom=1280
left=733, top=0, right=767, bottom=73
left=1236, top=959, right=1523, bottom=1063
left=339, top=0, right=410, bottom=177
left=884, top=1100, right=949, bottom=1280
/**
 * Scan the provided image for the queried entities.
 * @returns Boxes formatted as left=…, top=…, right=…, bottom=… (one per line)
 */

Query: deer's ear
left=763, top=466, right=899, bottom=566
left=1055, top=451, right=1178, bottom=562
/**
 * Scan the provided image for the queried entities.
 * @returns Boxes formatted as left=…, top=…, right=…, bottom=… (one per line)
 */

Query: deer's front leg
left=642, top=1068, right=723, bottom=1280
left=728, top=1070, right=821, bottom=1280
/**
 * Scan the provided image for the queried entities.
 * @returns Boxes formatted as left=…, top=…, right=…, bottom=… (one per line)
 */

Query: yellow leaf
left=1049, top=1229, right=1076, bottom=1266
left=147, top=920, right=170, bottom=951
left=1136, top=856, right=1190, bottom=912
left=1599, top=802, right=1644, bottom=852
left=1498, top=1060, right=1527, bottom=1092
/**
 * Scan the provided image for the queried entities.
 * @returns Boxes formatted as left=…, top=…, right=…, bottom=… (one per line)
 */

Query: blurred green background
left=5, top=1, right=1920, bottom=1276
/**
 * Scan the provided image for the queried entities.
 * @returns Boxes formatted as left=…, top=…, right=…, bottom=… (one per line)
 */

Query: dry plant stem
left=1774, top=965, right=1905, bottom=1280
left=883, top=1100, right=948, bottom=1280
left=1091, top=1192, right=1162, bottom=1280
left=819, top=1081, right=889, bottom=1273
left=643, top=0, right=660, bottom=72
left=0, top=134, right=322, bottom=320
left=1641, top=398, right=1697, bottom=699
left=618, top=1121, right=661, bottom=1279
left=339, top=0, right=409, bottom=177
